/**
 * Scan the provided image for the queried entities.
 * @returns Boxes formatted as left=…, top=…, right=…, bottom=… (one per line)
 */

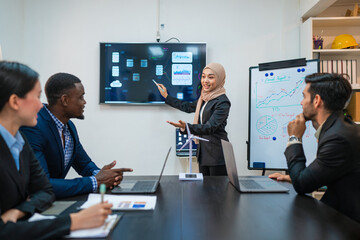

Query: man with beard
left=270, top=73, right=360, bottom=222
left=21, top=73, right=132, bottom=198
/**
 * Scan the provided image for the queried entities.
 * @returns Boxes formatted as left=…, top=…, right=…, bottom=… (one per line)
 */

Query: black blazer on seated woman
left=0, top=134, right=71, bottom=240
left=165, top=94, right=231, bottom=166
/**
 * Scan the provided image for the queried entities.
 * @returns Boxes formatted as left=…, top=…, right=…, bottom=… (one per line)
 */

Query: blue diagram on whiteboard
left=249, top=60, right=319, bottom=170
left=256, top=115, right=277, bottom=135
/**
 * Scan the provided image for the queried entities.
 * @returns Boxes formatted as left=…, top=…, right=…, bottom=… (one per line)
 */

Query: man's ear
left=313, top=94, right=322, bottom=109
left=60, top=94, right=69, bottom=107
left=7, top=94, right=21, bottom=111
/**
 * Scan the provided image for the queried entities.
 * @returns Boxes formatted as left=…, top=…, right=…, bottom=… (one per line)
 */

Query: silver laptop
left=111, top=147, right=171, bottom=194
left=221, top=140, right=289, bottom=193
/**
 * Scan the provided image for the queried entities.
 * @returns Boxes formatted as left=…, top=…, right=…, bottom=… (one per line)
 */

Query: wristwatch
left=288, top=135, right=302, bottom=142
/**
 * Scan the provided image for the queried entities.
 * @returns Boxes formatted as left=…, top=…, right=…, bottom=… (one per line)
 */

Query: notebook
left=111, top=147, right=171, bottom=194
left=29, top=213, right=122, bottom=238
left=221, top=140, right=289, bottom=193
left=65, top=214, right=122, bottom=238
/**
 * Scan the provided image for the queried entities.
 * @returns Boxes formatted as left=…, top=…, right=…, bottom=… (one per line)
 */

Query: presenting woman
left=0, top=61, right=112, bottom=240
left=157, top=63, right=231, bottom=176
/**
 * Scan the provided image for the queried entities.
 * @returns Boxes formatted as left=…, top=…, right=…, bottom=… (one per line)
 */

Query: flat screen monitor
left=100, top=42, right=206, bottom=104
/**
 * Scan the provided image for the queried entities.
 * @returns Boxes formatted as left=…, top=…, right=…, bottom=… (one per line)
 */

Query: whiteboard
left=248, top=59, right=319, bottom=170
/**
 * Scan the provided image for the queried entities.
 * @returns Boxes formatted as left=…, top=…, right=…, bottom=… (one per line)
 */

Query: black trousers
left=199, top=165, right=227, bottom=176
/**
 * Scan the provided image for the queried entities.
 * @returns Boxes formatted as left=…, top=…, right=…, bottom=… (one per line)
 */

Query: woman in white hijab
left=157, top=63, right=231, bottom=176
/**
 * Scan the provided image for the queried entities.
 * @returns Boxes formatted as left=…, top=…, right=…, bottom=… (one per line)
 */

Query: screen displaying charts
left=248, top=60, right=319, bottom=170
left=100, top=43, right=206, bottom=104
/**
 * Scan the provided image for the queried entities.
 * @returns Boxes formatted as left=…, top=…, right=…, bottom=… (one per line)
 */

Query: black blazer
left=165, top=94, right=231, bottom=166
left=285, top=111, right=360, bottom=222
left=0, top=134, right=71, bottom=240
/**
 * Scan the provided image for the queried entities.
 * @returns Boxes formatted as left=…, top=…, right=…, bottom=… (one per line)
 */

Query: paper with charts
left=80, top=194, right=157, bottom=210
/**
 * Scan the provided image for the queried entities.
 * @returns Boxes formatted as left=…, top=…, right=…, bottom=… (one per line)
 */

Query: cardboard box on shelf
left=347, top=92, right=360, bottom=122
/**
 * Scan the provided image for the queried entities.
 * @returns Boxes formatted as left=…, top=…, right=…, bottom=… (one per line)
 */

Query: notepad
left=29, top=213, right=122, bottom=238
left=65, top=214, right=122, bottom=238
left=80, top=193, right=157, bottom=210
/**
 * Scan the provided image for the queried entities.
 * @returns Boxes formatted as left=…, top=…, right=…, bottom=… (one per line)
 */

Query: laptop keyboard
left=240, top=180, right=264, bottom=189
left=132, top=181, right=155, bottom=191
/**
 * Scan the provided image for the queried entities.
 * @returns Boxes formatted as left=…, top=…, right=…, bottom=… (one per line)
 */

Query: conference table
left=61, top=176, right=360, bottom=240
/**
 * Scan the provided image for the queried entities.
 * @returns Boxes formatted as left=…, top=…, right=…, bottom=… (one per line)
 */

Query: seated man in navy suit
left=21, top=73, right=132, bottom=198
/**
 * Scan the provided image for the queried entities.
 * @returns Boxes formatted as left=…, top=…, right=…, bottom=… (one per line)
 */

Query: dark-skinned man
left=21, top=73, right=132, bottom=198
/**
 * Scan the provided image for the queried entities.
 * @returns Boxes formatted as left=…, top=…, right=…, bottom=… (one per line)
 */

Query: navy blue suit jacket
left=21, top=107, right=100, bottom=198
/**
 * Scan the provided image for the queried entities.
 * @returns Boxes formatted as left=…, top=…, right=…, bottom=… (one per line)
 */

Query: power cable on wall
left=156, top=0, right=180, bottom=43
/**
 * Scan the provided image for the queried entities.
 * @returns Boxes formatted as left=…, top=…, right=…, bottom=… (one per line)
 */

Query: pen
left=152, top=79, right=164, bottom=92
left=100, top=184, right=106, bottom=203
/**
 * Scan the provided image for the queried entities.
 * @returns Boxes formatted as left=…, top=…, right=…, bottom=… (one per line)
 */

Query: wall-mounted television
left=100, top=42, right=206, bottom=104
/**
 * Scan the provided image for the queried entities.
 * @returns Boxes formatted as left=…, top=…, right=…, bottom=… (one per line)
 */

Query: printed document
left=80, top=193, right=157, bottom=210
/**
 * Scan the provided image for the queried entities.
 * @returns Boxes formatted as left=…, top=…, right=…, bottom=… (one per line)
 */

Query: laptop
left=111, top=147, right=171, bottom=194
left=221, top=140, right=289, bottom=193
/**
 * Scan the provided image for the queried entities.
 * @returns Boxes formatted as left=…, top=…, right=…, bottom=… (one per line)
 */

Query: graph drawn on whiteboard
left=256, top=77, right=305, bottom=108
left=256, top=115, right=277, bottom=135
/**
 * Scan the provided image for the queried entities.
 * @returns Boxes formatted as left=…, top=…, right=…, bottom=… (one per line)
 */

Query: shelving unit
left=312, top=49, right=360, bottom=53
left=301, top=16, right=360, bottom=90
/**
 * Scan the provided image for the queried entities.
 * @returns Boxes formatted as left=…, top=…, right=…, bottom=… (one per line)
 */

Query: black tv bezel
left=99, top=42, right=207, bottom=105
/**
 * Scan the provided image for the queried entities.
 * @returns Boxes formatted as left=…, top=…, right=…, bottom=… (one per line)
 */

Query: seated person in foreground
left=271, top=73, right=360, bottom=222
left=21, top=73, right=132, bottom=198
left=0, top=61, right=112, bottom=239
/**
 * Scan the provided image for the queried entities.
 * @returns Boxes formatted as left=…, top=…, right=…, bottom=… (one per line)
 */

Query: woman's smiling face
left=201, top=68, right=217, bottom=92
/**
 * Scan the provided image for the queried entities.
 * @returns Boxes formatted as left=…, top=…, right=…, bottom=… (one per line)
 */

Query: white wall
left=1, top=0, right=301, bottom=177
left=0, top=0, right=24, bottom=61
